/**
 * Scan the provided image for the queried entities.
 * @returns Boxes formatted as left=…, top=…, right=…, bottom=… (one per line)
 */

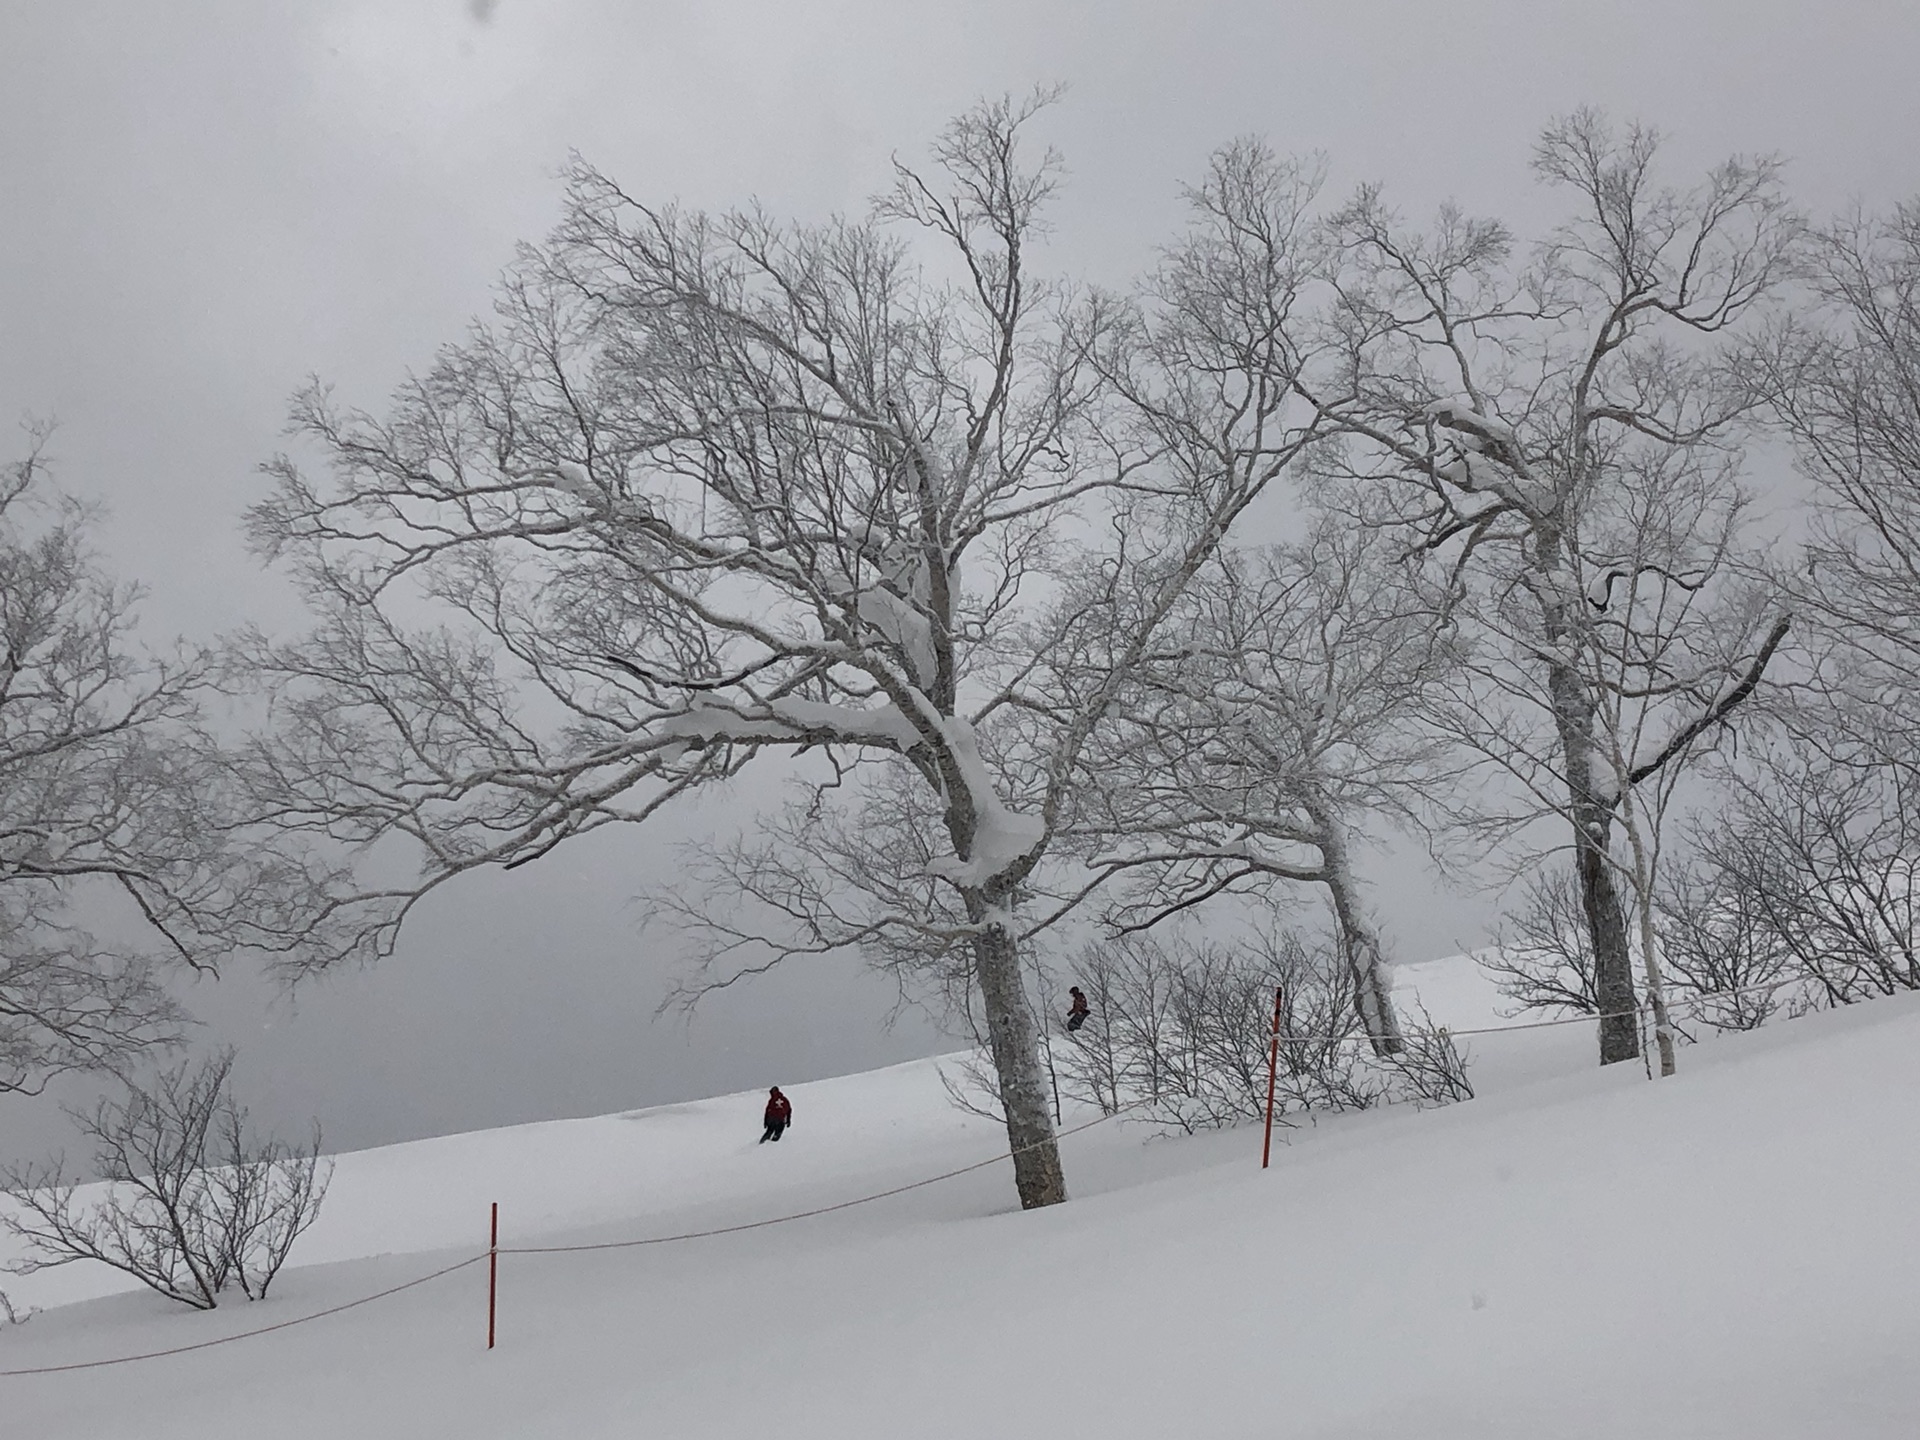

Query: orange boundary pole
left=487, top=1202, right=498, bottom=1350
left=1261, top=986, right=1283, bottom=1169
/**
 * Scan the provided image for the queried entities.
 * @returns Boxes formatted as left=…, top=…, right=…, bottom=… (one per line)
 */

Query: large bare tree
left=236, top=103, right=1340, bottom=1208
left=1318, top=112, right=1800, bottom=1065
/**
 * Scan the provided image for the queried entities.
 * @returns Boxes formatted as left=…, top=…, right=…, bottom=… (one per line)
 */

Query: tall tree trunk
left=1542, top=614, right=1641, bottom=1066
left=1310, top=801, right=1405, bottom=1056
left=969, top=913, right=1068, bottom=1209
left=1573, top=822, right=1641, bottom=1063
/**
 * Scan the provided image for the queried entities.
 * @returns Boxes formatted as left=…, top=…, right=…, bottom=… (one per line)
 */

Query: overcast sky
left=4, top=0, right=1918, bottom=1165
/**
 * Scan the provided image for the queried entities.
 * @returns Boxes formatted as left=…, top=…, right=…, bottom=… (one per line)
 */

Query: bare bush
left=1491, top=731, right=1918, bottom=1037
left=1651, top=867, right=1793, bottom=1032
left=1486, top=851, right=1797, bottom=1034
left=1684, top=740, right=1918, bottom=1008
left=1, top=1053, right=331, bottom=1309
left=1483, top=866, right=1602, bottom=1017
left=1045, top=929, right=1470, bottom=1132
left=1386, top=1001, right=1477, bottom=1109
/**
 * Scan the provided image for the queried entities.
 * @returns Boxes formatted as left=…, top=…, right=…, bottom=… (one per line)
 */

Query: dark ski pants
left=760, top=1120, right=787, bottom=1143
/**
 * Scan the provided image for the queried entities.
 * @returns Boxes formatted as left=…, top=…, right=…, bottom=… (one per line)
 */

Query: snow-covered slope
left=4, top=958, right=1917, bottom=1438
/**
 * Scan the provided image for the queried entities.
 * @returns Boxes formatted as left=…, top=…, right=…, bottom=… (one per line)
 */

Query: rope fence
left=0, top=1255, right=487, bottom=1379
left=0, top=1101, right=1139, bottom=1378
left=497, top=1105, right=1127, bottom=1260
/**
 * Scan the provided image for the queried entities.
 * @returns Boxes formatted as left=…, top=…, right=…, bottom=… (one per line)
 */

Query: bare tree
left=2, top=1053, right=331, bottom=1309
left=1318, top=111, right=1801, bottom=1066
left=1067, top=517, right=1459, bottom=1055
left=0, top=434, right=342, bottom=1095
left=234, top=103, right=1341, bottom=1209
left=1577, top=420, right=1792, bottom=1073
left=1773, top=202, right=1920, bottom=711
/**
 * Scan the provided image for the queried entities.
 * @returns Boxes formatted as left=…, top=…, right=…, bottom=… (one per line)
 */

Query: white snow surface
left=4, top=954, right=1917, bottom=1437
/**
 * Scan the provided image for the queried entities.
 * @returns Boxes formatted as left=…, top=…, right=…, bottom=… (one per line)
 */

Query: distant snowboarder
left=760, top=1086, right=792, bottom=1143
left=1065, top=986, right=1090, bottom=1033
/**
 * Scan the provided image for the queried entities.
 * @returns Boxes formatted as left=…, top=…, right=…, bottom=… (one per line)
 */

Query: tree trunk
left=969, top=915, right=1068, bottom=1209
left=1574, top=826, right=1641, bottom=1064
left=1619, top=792, right=1679, bottom=1078
left=1311, top=802, right=1405, bottom=1056
left=1543, top=633, right=1641, bottom=1066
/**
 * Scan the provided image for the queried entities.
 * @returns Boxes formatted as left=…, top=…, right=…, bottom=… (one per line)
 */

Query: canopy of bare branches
left=19, top=98, right=1905, bottom=1209
left=1, top=437, right=350, bottom=1093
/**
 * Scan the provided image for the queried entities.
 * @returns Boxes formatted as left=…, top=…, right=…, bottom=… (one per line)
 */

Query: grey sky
left=4, top=0, right=1918, bottom=1163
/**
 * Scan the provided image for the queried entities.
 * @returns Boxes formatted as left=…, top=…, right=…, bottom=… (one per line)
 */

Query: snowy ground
left=3, top=956, right=1917, bottom=1437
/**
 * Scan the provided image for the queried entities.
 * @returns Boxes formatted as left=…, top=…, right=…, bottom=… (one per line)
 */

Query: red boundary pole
left=488, top=1202, right=498, bottom=1351
left=1261, top=986, right=1283, bottom=1169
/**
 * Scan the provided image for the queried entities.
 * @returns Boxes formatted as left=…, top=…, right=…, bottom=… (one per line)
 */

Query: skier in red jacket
left=760, top=1086, right=792, bottom=1143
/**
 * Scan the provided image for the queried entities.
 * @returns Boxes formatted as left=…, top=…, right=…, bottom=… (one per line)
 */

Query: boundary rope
left=0, top=1254, right=486, bottom=1378
left=498, top=1105, right=1128, bottom=1258
left=0, top=1102, right=1138, bottom=1377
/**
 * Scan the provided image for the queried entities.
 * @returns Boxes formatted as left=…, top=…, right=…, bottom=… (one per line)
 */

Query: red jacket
left=765, top=1091, right=792, bottom=1124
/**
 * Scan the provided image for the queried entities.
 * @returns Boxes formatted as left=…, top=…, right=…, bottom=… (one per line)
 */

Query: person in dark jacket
left=1065, top=986, right=1091, bottom=1032
left=760, top=1086, right=792, bottom=1143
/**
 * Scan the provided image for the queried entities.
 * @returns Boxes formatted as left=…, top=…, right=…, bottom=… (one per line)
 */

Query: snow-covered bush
left=1052, top=930, right=1470, bottom=1131
left=0, top=1052, right=330, bottom=1310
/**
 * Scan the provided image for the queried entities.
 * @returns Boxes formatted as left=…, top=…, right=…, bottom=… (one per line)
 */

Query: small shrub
left=947, top=928, right=1475, bottom=1133
left=1, top=1052, right=331, bottom=1309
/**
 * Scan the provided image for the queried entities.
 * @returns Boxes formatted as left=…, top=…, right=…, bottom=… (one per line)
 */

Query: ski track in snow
left=2, top=955, right=1916, bottom=1438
